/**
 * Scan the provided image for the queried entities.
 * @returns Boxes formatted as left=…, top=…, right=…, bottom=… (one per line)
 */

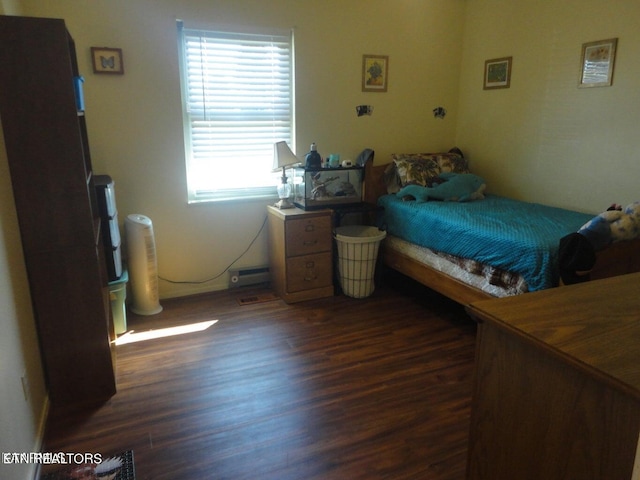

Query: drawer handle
left=303, top=240, right=318, bottom=246
left=304, top=261, right=317, bottom=281
left=305, top=224, right=315, bottom=232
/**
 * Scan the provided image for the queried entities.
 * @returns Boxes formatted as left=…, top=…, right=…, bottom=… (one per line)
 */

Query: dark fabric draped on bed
left=377, top=194, right=594, bottom=291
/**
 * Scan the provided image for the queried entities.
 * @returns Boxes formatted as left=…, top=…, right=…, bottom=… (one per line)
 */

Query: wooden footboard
left=380, top=245, right=494, bottom=304
left=590, top=237, right=640, bottom=280
left=364, top=159, right=640, bottom=305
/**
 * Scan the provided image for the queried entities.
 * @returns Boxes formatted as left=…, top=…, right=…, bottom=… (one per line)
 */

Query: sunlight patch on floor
left=114, top=320, right=218, bottom=345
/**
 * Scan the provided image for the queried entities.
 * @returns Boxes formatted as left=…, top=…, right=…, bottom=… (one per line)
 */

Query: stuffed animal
left=396, top=172, right=486, bottom=202
left=578, top=201, right=640, bottom=250
left=612, top=201, right=640, bottom=240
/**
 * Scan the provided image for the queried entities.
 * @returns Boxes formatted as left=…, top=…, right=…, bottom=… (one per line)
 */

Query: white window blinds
left=178, top=22, right=294, bottom=202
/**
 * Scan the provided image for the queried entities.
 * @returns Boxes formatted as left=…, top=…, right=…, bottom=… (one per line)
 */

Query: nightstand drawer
left=285, top=215, right=332, bottom=257
left=286, top=252, right=332, bottom=293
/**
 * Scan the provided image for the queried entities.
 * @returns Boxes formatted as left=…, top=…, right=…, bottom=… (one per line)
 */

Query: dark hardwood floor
left=41, top=273, right=477, bottom=480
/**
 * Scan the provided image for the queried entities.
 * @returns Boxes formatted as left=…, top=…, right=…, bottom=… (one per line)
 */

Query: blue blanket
left=377, top=194, right=594, bottom=291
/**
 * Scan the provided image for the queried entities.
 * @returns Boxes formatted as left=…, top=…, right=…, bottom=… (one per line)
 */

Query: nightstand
left=267, top=206, right=334, bottom=303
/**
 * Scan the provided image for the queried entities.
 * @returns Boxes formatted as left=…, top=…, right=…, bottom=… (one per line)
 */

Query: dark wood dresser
left=0, top=15, right=116, bottom=406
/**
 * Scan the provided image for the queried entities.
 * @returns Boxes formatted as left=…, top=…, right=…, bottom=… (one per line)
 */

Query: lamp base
left=274, top=198, right=294, bottom=209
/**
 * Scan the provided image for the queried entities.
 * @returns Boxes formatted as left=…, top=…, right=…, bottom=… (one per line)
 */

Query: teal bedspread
left=377, top=194, right=593, bottom=291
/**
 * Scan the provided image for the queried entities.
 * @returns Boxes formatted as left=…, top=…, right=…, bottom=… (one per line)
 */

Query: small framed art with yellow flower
left=362, top=54, right=388, bottom=92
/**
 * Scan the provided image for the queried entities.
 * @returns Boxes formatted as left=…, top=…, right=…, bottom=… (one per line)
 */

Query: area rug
left=41, top=450, right=135, bottom=480
left=236, top=292, right=280, bottom=305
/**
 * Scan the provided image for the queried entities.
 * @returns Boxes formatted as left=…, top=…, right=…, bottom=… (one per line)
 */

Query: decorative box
left=292, top=165, right=363, bottom=210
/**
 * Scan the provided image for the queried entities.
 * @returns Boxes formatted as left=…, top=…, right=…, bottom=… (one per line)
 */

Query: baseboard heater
left=228, top=265, right=270, bottom=288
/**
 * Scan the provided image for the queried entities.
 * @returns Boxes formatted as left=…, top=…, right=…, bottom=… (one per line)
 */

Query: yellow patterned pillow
left=392, top=154, right=441, bottom=187
left=436, top=152, right=468, bottom=174
left=386, top=150, right=468, bottom=193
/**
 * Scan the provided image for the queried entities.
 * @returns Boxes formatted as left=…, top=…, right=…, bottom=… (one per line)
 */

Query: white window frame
left=177, top=21, right=295, bottom=203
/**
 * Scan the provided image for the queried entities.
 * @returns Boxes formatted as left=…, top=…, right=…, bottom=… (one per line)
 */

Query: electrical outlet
left=21, top=372, right=30, bottom=402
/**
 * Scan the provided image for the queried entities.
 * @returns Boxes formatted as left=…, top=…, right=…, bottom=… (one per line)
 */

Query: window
left=177, top=21, right=294, bottom=203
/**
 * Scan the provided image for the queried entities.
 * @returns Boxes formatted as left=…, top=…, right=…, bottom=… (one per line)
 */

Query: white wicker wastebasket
left=334, top=225, right=386, bottom=298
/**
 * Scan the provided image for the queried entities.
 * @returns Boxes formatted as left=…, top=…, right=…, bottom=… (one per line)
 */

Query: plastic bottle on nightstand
left=305, top=142, right=322, bottom=169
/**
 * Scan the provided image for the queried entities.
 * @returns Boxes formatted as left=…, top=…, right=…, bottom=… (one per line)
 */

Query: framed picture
left=91, top=47, right=124, bottom=75
left=578, top=38, right=617, bottom=88
left=362, top=54, right=388, bottom=92
left=483, top=56, right=512, bottom=90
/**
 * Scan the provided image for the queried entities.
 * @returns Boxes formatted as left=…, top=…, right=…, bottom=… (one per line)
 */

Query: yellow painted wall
left=19, top=0, right=465, bottom=297
left=457, top=0, right=640, bottom=212
left=1, top=2, right=639, bottom=475
left=0, top=127, right=47, bottom=480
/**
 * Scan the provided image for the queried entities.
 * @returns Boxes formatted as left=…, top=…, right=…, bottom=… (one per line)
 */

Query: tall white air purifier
left=125, top=214, right=163, bottom=315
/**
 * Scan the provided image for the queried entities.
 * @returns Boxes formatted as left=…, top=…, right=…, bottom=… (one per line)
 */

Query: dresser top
left=267, top=205, right=332, bottom=220
left=467, top=273, right=640, bottom=399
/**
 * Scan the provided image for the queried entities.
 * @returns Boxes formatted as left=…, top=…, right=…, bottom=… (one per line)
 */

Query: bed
left=362, top=150, right=640, bottom=305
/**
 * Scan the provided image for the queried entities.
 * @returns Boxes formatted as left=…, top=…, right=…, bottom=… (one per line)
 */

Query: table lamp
left=273, top=141, right=298, bottom=209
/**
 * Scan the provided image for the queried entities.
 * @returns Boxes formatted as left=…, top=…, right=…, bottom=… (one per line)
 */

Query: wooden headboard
left=363, top=160, right=389, bottom=205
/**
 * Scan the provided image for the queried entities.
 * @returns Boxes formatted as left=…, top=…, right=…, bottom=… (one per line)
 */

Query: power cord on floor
left=158, top=214, right=268, bottom=285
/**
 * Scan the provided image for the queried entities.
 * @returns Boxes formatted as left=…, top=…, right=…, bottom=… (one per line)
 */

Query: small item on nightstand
left=305, top=142, right=322, bottom=169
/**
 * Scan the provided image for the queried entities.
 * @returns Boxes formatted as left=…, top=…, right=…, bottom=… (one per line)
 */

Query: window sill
left=188, top=192, right=279, bottom=205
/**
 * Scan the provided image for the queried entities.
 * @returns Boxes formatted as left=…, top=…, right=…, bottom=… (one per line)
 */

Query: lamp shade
left=273, top=141, right=299, bottom=171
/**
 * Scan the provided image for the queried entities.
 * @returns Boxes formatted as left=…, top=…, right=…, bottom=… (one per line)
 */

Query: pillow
left=436, top=152, right=468, bottom=174
left=384, top=148, right=468, bottom=193
left=392, top=154, right=441, bottom=187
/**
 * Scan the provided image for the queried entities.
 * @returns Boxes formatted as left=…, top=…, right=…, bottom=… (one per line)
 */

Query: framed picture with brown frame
left=362, top=54, right=388, bottom=92
left=91, top=47, right=124, bottom=75
left=578, top=38, right=617, bottom=88
left=483, top=56, right=512, bottom=90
